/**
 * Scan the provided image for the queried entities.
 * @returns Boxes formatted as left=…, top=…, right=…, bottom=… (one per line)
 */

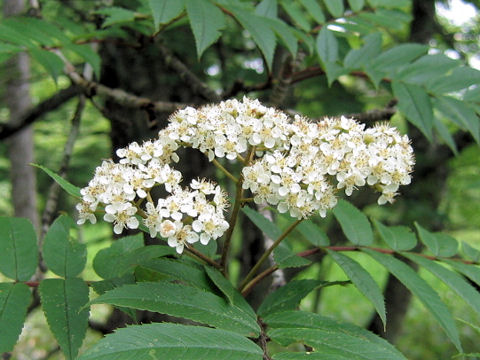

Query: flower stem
left=220, top=146, right=255, bottom=274
left=212, top=159, right=238, bottom=183
left=239, top=218, right=303, bottom=292
left=241, top=265, right=279, bottom=297
left=185, top=244, right=222, bottom=270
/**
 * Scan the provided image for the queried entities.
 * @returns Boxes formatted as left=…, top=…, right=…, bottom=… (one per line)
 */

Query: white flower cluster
left=242, top=116, right=414, bottom=218
left=78, top=97, right=414, bottom=250
left=76, top=142, right=229, bottom=254
left=164, top=97, right=414, bottom=218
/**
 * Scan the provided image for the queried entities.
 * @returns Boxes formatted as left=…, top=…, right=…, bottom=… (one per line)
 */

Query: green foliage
left=90, top=281, right=260, bottom=337
left=0, top=217, right=38, bottom=281
left=79, top=323, right=263, bottom=360
left=415, top=222, right=459, bottom=257
left=33, top=164, right=81, bottom=198
left=39, top=278, right=90, bottom=360
left=257, top=279, right=344, bottom=317
left=149, top=0, right=185, bottom=30
left=265, top=311, right=407, bottom=359
left=92, top=234, right=175, bottom=279
left=0, top=283, right=31, bottom=353
left=363, top=249, right=463, bottom=352
left=333, top=200, right=374, bottom=246
left=186, top=0, right=225, bottom=59
left=43, top=215, right=87, bottom=278
left=373, top=220, right=417, bottom=251
left=327, top=250, right=386, bottom=329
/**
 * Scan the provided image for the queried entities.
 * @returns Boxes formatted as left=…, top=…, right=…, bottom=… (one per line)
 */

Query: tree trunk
left=3, top=0, right=38, bottom=230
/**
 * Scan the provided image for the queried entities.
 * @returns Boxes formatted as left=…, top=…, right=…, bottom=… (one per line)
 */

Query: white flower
left=103, top=202, right=138, bottom=234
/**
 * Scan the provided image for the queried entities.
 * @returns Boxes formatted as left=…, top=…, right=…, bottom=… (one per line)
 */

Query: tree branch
left=157, top=43, right=221, bottom=102
left=0, top=85, right=81, bottom=140
left=63, top=62, right=188, bottom=113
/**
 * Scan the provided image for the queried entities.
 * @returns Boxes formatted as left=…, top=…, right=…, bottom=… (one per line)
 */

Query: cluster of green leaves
left=245, top=200, right=480, bottom=355
left=0, top=215, right=89, bottom=359
left=3, top=167, right=480, bottom=359
left=1, top=0, right=479, bottom=149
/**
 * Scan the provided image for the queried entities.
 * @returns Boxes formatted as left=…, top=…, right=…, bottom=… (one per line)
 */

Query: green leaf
left=403, top=253, right=480, bottom=319
left=256, top=0, right=278, bottom=18
left=64, top=44, right=101, bottom=79
left=362, top=249, right=462, bottom=352
left=434, top=96, right=480, bottom=143
left=265, top=18, right=298, bottom=56
left=370, top=43, right=428, bottom=74
left=327, top=250, right=386, bottom=329
left=96, top=7, right=136, bottom=27
left=292, top=29, right=315, bottom=54
left=90, top=281, right=260, bottom=337
left=29, top=48, right=64, bottom=83
left=149, top=0, right=185, bottom=30
left=32, top=164, right=81, bottom=198
left=324, top=61, right=348, bottom=86
left=3, top=18, right=55, bottom=46
left=265, top=311, right=407, bottom=360
left=397, top=54, right=459, bottom=86
left=0, top=283, right=31, bottom=353
left=0, top=22, right=34, bottom=46
left=258, top=279, right=340, bottom=317
left=43, top=215, right=86, bottom=278
left=316, top=26, right=338, bottom=64
left=273, top=351, right=352, bottom=360
left=300, top=0, right=325, bottom=24
left=348, top=0, right=365, bottom=12
left=358, top=9, right=409, bottom=30
left=344, top=32, right=382, bottom=69
left=204, top=266, right=257, bottom=318
left=40, top=278, right=90, bottom=360
left=462, top=242, right=480, bottom=262
left=94, top=235, right=175, bottom=279
left=204, top=266, right=235, bottom=303
left=373, top=220, right=417, bottom=251
left=442, top=260, right=480, bottom=288
left=324, top=0, right=344, bottom=17
left=464, top=86, right=480, bottom=102
left=367, top=0, right=410, bottom=8
left=15, top=17, right=71, bottom=44
left=138, top=257, right=216, bottom=292
left=415, top=223, right=458, bottom=257
left=242, top=206, right=282, bottom=239
left=186, top=0, right=225, bottom=58
left=93, top=234, right=143, bottom=279
left=295, top=219, right=330, bottom=246
left=274, top=243, right=311, bottom=269
left=332, top=199, right=373, bottom=246
left=0, top=217, right=38, bottom=281
left=229, top=7, right=276, bottom=70
left=79, top=323, right=263, bottom=360
left=428, top=66, right=480, bottom=94
left=91, top=275, right=138, bottom=321
left=433, top=116, right=458, bottom=155
left=392, top=81, right=433, bottom=140
left=281, top=1, right=311, bottom=32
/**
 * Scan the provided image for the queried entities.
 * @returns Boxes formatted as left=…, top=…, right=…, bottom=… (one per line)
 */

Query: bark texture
left=4, top=0, right=38, bottom=229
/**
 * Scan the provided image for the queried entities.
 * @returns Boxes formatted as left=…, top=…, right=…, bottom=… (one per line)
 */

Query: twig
left=0, top=85, right=81, bottom=140
left=62, top=61, right=188, bottom=113
left=212, top=159, right=238, bottom=183
left=158, top=43, right=221, bottom=102
left=185, top=244, right=222, bottom=270
left=220, top=146, right=255, bottom=273
left=239, top=218, right=303, bottom=292
left=297, top=245, right=480, bottom=265
left=241, top=265, right=279, bottom=297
